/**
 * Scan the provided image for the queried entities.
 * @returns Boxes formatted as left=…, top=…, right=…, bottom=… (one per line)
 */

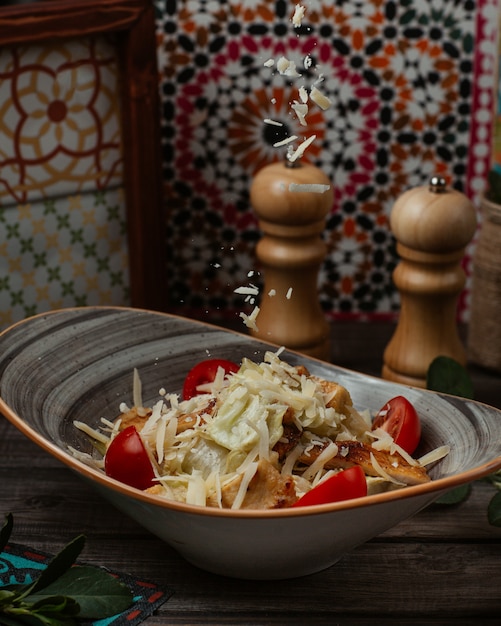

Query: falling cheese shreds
left=304, top=55, right=313, bottom=69
left=263, top=58, right=275, bottom=67
left=292, top=4, right=306, bottom=27
left=291, top=101, right=308, bottom=126
left=268, top=289, right=277, bottom=297
left=264, top=118, right=283, bottom=126
left=276, top=56, right=289, bottom=73
left=276, top=56, right=301, bottom=78
left=288, top=183, right=331, bottom=194
left=234, top=284, right=260, bottom=296
left=286, top=287, right=293, bottom=299
left=298, top=85, right=308, bottom=103
left=273, top=134, right=298, bottom=147
left=239, top=305, right=260, bottom=332
left=310, top=85, right=332, bottom=110
left=288, top=134, right=317, bottom=162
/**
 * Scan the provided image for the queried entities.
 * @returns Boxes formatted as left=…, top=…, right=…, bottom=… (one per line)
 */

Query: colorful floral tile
left=0, top=187, right=130, bottom=330
left=154, top=0, right=496, bottom=323
left=0, top=36, right=122, bottom=207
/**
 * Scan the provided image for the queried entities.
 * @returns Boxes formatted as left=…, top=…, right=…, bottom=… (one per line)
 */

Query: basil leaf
left=0, top=513, right=14, bottom=553
left=434, top=483, right=471, bottom=505
left=426, top=356, right=474, bottom=399
left=27, top=536, right=85, bottom=597
left=27, top=566, right=133, bottom=619
left=487, top=491, right=501, bottom=527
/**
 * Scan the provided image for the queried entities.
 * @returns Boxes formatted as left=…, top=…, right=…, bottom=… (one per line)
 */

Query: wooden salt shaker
left=382, top=176, right=477, bottom=388
left=249, top=160, right=333, bottom=360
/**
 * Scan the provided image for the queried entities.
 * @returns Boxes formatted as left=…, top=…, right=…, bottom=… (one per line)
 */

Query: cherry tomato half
left=104, top=425, right=155, bottom=490
left=372, top=395, right=421, bottom=455
left=182, top=358, right=239, bottom=400
left=292, top=466, right=367, bottom=507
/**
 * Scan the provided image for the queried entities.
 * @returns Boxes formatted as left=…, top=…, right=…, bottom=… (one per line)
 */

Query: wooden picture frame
left=0, top=0, right=167, bottom=311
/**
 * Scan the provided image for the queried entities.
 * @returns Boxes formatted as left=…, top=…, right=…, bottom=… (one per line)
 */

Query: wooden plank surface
left=1, top=320, right=501, bottom=623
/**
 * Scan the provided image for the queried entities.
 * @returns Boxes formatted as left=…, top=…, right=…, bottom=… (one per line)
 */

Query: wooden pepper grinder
left=382, top=176, right=477, bottom=387
left=249, top=160, right=333, bottom=361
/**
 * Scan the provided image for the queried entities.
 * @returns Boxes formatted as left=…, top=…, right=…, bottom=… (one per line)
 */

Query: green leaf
left=0, top=589, right=21, bottom=609
left=1, top=513, right=14, bottom=552
left=27, top=536, right=86, bottom=597
left=434, top=483, right=471, bottom=505
left=29, top=595, right=80, bottom=618
left=487, top=491, right=501, bottom=527
left=27, top=566, right=133, bottom=619
left=426, top=356, right=474, bottom=399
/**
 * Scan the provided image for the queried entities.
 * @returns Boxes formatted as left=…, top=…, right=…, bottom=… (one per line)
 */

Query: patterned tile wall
left=0, top=36, right=130, bottom=329
left=154, top=0, right=497, bottom=324
left=1, top=2, right=497, bottom=332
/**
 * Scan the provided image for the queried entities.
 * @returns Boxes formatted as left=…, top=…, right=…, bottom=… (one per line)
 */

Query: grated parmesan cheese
left=419, top=445, right=450, bottom=466
left=310, top=85, right=332, bottom=110
left=234, top=284, right=260, bottom=296
left=132, top=368, right=142, bottom=408
left=292, top=4, right=306, bottom=27
left=288, top=134, right=317, bottom=162
left=291, top=101, right=308, bottom=126
left=231, top=462, right=259, bottom=510
left=273, top=134, right=298, bottom=147
left=286, top=287, right=293, bottom=299
left=263, top=58, right=275, bottom=67
left=276, top=56, right=301, bottom=78
left=263, top=118, right=283, bottom=126
left=239, top=305, right=260, bottom=331
left=288, top=183, right=331, bottom=194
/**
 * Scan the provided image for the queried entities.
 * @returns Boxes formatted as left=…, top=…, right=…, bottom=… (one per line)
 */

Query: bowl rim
left=2, top=305, right=501, bottom=519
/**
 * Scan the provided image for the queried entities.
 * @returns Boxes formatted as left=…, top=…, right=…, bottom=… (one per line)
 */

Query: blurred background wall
left=155, top=0, right=498, bottom=325
left=0, top=0, right=499, bottom=329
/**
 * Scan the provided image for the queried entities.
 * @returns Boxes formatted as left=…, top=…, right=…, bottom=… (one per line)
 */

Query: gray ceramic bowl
left=1, top=306, right=501, bottom=580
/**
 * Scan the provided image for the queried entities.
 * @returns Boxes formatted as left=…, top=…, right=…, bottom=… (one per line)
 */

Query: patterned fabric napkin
left=0, top=541, right=172, bottom=625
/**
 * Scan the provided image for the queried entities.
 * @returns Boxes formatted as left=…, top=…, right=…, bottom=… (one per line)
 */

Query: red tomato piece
left=182, top=358, right=239, bottom=400
left=292, top=466, right=367, bottom=507
left=104, top=425, right=155, bottom=490
left=372, top=395, right=421, bottom=455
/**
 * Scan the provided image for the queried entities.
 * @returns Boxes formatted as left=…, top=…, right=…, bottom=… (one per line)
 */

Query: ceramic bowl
left=1, top=307, right=501, bottom=580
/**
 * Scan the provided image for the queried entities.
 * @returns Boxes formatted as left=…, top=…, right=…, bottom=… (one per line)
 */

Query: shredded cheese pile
left=73, top=350, right=449, bottom=510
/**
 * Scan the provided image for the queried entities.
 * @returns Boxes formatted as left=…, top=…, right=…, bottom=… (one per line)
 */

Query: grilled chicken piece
left=118, top=406, right=152, bottom=430
left=299, top=440, right=430, bottom=485
left=273, top=423, right=302, bottom=461
left=206, top=459, right=297, bottom=509
left=176, top=398, right=217, bottom=433
left=311, top=376, right=353, bottom=416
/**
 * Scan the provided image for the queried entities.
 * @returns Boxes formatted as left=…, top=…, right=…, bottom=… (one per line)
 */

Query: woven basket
left=468, top=194, right=501, bottom=371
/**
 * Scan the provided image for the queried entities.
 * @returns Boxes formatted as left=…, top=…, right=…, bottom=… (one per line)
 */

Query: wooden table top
left=1, top=320, right=500, bottom=624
